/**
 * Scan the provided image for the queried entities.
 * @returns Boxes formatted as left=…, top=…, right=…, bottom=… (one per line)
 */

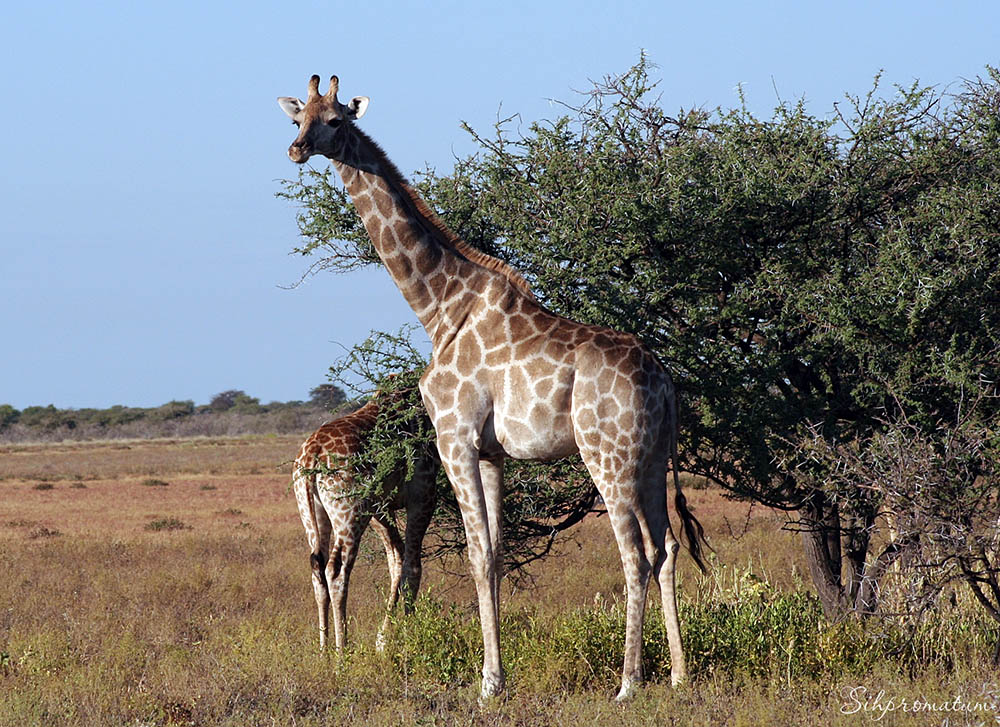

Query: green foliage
left=322, top=326, right=437, bottom=514
left=308, top=383, right=347, bottom=410
left=418, top=61, right=1000, bottom=507
left=0, top=404, right=19, bottom=429
left=19, top=405, right=72, bottom=431
left=2, top=391, right=333, bottom=443
left=377, top=562, right=999, bottom=693
left=149, top=400, right=194, bottom=421
left=275, top=165, right=375, bottom=274
left=382, top=594, right=481, bottom=685
left=209, top=389, right=261, bottom=414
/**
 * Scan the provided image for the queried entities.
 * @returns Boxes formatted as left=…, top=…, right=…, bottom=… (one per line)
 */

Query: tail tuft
left=674, top=487, right=708, bottom=572
left=667, top=381, right=710, bottom=572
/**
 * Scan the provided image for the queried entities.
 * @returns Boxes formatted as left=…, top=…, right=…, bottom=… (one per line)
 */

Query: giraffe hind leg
left=371, top=514, right=405, bottom=651
left=310, top=548, right=332, bottom=650
left=578, top=444, right=676, bottom=701
left=605, top=493, right=654, bottom=702
left=639, top=460, right=686, bottom=687
left=294, top=470, right=333, bottom=651
left=326, top=510, right=369, bottom=652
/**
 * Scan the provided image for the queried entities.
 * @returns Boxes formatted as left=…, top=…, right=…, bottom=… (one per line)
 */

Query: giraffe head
left=278, top=74, right=369, bottom=163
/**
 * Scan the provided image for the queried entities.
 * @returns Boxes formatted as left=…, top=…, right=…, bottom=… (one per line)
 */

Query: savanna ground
left=1, top=435, right=997, bottom=726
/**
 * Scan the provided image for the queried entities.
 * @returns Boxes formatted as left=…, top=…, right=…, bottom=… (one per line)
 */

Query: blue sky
left=2, top=1, right=997, bottom=410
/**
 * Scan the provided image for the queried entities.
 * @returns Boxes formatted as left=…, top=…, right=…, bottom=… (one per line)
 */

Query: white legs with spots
left=439, top=447, right=506, bottom=698
left=585, top=452, right=687, bottom=701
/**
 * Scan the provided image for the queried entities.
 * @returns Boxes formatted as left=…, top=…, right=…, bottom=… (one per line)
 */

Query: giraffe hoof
left=478, top=672, right=505, bottom=703
left=615, top=678, right=638, bottom=703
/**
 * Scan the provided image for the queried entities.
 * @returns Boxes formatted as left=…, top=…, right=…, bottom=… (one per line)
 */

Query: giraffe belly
left=488, top=404, right=578, bottom=461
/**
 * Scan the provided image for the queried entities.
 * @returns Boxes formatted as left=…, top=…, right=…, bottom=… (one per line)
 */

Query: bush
left=18, top=405, right=68, bottom=431
left=144, top=517, right=190, bottom=532
left=379, top=563, right=998, bottom=694
left=150, top=400, right=195, bottom=421
left=0, top=404, right=19, bottom=429
left=382, top=594, right=481, bottom=686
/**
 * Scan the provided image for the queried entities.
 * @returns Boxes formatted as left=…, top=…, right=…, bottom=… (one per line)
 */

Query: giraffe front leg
left=440, top=445, right=505, bottom=698
left=478, top=458, right=505, bottom=608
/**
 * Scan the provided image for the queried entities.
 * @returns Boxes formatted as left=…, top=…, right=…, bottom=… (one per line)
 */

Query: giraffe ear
left=345, top=96, right=369, bottom=120
left=278, top=97, right=305, bottom=119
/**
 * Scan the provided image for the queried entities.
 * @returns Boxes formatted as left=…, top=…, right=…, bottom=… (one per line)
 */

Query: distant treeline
left=0, top=385, right=350, bottom=443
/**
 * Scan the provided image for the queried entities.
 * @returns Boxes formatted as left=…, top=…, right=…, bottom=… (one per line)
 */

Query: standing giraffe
left=292, top=388, right=439, bottom=652
left=279, top=75, right=706, bottom=701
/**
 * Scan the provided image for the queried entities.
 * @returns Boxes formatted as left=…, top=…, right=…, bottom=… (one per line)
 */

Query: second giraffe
left=292, top=388, right=439, bottom=652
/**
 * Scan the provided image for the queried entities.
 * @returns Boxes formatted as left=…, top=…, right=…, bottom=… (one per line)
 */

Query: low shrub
left=144, top=517, right=190, bottom=532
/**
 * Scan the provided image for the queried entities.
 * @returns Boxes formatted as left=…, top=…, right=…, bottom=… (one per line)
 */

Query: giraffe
left=279, top=74, right=707, bottom=701
left=292, top=386, right=439, bottom=652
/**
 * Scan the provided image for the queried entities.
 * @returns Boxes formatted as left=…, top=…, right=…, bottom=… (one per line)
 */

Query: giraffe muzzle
left=288, top=142, right=312, bottom=164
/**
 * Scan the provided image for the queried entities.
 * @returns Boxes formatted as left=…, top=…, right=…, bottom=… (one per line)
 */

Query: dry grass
left=0, top=436, right=995, bottom=726
left=0, top=434, right=302, bottom=482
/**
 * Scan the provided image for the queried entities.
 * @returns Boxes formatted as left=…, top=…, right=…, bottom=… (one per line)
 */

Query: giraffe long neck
left=329, top=127, right=478, bottom=346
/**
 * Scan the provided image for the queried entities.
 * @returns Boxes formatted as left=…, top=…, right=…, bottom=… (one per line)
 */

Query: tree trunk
left=798, top=492, right=849, bottom=620
left=853, top=535, right=916, bottom=615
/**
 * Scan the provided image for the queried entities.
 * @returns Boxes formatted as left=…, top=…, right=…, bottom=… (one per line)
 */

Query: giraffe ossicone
left=279, top=74, right=707, bottom=701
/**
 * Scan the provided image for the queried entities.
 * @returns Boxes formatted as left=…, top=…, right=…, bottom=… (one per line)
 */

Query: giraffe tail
left=667, top=384, right=708, bottom=572
left=297, top=458, right=328, bottom=575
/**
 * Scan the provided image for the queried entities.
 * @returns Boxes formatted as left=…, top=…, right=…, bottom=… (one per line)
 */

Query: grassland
left=1, top=435, right=997, bottom=726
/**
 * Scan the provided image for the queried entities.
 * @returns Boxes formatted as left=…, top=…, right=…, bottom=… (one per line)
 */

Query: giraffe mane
left=351, top=127, right=536, bottom=301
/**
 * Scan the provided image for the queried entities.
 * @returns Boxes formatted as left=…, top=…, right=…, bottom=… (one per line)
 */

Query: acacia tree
left=308, top=383, right=347, bottom=411
left=279, top=58, right=1000, bottom=619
